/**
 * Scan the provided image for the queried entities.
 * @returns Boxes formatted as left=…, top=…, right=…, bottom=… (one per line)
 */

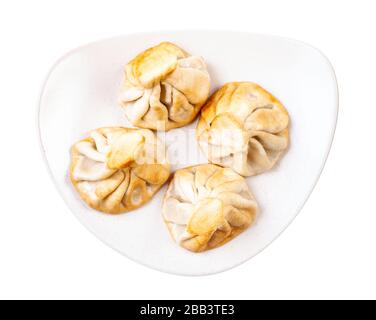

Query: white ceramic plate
left=38, top=31, right=338, bottom=276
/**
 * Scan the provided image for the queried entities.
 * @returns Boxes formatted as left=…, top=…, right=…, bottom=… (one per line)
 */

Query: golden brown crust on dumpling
left=70, top=127, right=170, bottom=214
left=119, top=42, right=211, bottom=131
left=196, top=82, right=289, bottom=176
left=162, top=164, right=258, bottom=253
left=129, top=42, right=187, bottom=88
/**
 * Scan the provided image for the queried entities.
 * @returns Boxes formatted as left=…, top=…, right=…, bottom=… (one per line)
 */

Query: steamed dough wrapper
left=197, top=82, right=290, bottom=176
left=70, top=127, right=170, bottom=214
left=163, top=164, right=258, bottom=252
left=119, top=42, right=211, bottom=131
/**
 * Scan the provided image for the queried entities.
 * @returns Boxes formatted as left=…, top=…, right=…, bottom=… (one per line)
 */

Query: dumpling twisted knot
left=119, top=42, right=211, bottom=131
left=197, top=82, right=289, bottom=176
left=163, top=164, right=258, bottom=252
left=70, top=127, right=170, bottom=214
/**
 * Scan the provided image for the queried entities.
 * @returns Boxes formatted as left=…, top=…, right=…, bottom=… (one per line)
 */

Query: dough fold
left=119, top=42, right=211, bottom=131
left=196, top=82, right=289, bottom=176
left=163, top=164, right=258, bottom=252
left=70, top=127, right=170, bottom=214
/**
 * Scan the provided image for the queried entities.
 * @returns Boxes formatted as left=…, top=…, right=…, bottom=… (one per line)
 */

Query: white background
left=0, top=0, right=375, bottom=300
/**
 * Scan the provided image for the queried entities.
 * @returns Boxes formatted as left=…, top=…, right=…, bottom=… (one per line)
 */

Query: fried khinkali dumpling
left=163, top=164, right=258, bottom=252
left=196, top=82, right=289, bottom=176
left=70, top=127, right=170, bottom=214
left=119, top=42, right=211, bottom=131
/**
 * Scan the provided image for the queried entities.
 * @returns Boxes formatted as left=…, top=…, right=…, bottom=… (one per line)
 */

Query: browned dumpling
left=197, top=82, right=289, bottom=176
left=163, top=164, right=258, bottom=252
left=70, top=127, right=170, bottom=214
left=119, top=42, right=211, bottom=131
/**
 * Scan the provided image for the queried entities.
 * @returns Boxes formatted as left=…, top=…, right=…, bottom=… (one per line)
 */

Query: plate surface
left=39, top=31, right=338, bottom=276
